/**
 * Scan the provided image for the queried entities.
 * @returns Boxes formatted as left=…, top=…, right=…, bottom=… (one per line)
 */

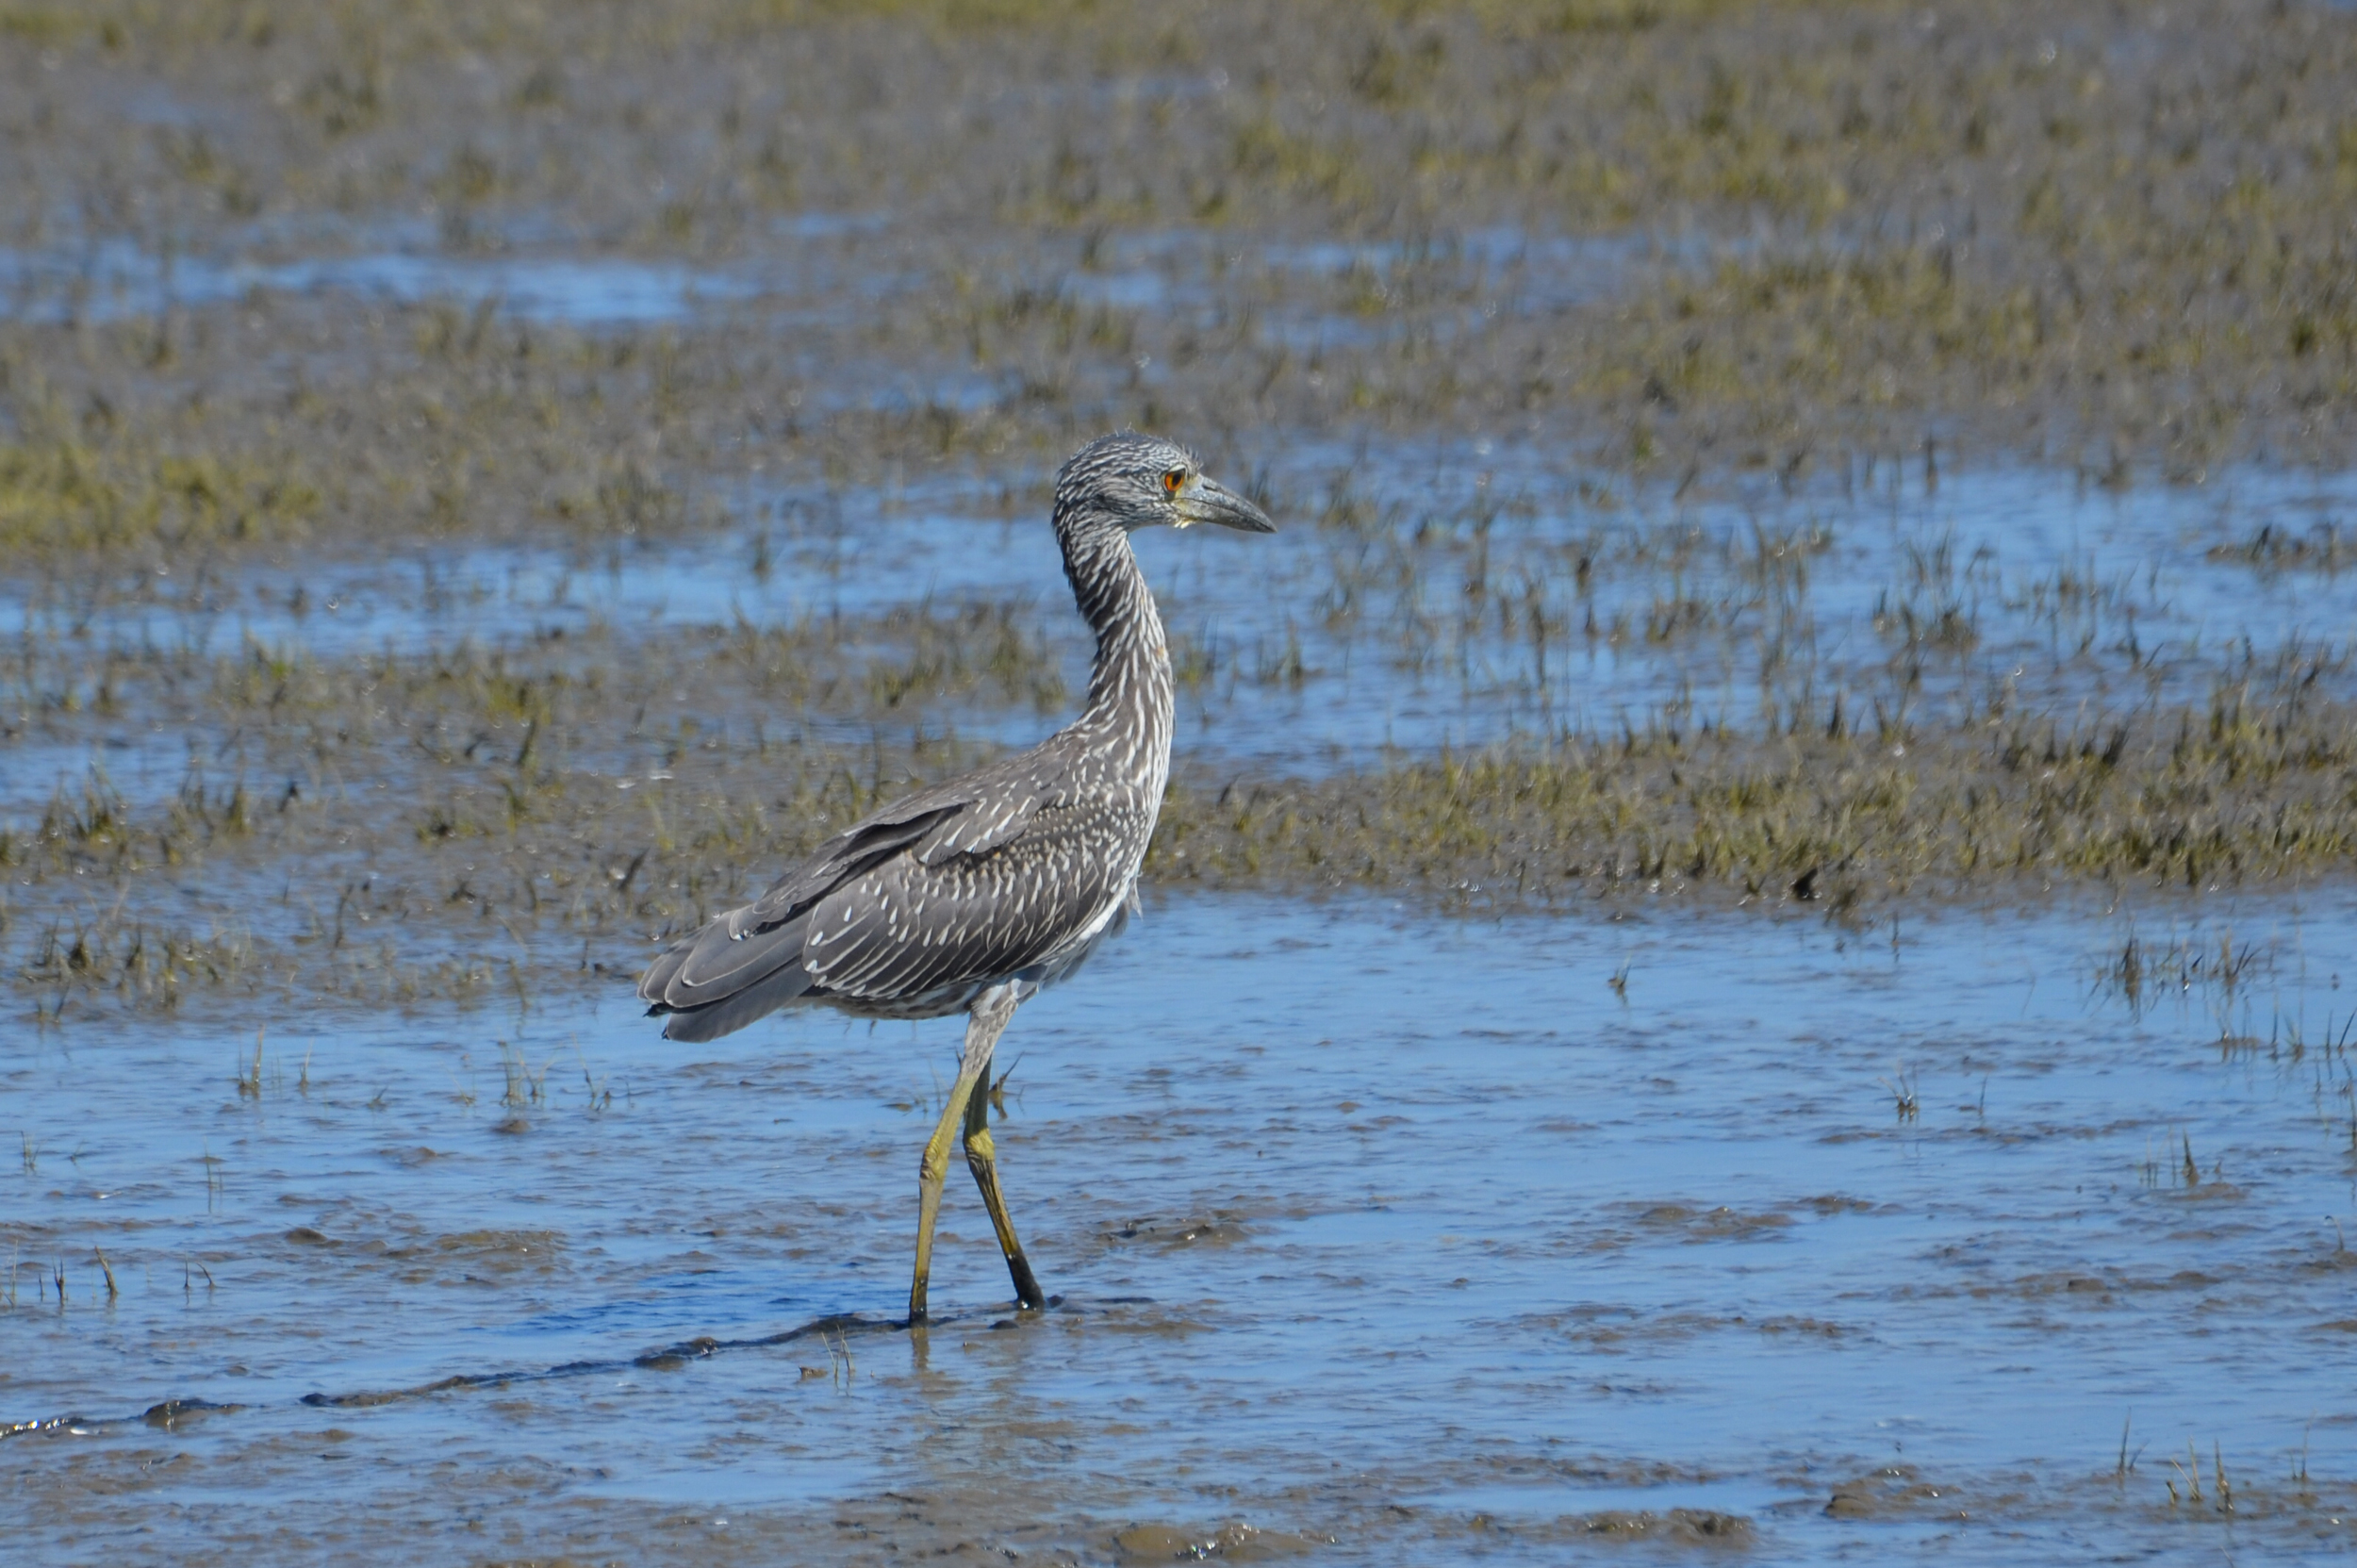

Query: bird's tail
left=638, top=909, right=816, bottom=1042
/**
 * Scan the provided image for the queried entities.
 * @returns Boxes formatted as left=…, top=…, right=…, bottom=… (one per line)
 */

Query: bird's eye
left=1162, top=469, right=1186, bottom=495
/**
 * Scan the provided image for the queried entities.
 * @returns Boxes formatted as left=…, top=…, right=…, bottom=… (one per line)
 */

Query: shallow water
left=7, top=890, right=2355, bottom=1561
left=8, top=204, right=2354, bottom=803
left=12, top=213, right=2347, bottom=776
left=0, top=215, right=1634, bottom=333
left=0, top=235, right=768, bottom=326
left=9, top=452, right=2353, bottom=823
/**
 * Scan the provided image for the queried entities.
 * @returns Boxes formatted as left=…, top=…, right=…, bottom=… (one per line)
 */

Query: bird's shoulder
left=742, top=732, right=1099, bottom=926
left=874, top=730, right=1105, bottom=858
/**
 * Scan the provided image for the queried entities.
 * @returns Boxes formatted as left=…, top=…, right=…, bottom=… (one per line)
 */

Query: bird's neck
left=1060, top=520, right=1173, bottom=761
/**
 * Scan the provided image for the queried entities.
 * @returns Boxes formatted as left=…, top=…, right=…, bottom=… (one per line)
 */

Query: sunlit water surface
left=6, top=891, right=2355, bottom=1562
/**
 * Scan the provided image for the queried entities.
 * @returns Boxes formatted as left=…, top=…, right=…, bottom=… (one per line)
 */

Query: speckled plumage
left=640, top=431, right=1275, bottom=1042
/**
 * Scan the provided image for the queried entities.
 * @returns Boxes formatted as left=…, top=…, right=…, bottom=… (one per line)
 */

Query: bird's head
left=1053, top=430, right=1277, bottom=537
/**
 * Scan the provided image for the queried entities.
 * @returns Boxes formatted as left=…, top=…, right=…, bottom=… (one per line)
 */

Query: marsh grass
left=1151, top=684, right=2357, bottom=910
left=2209, top=522, right=2354, bottom=576
left=10, top=653, right=2353, bottom=1023
left=18, top=917, right=258, bottom=1013
left=1879, top=1064, right=1919, bottom=1122
left=234, top=1027, right=263, bottom=1098
left=0, top=429, right=319, bottom=557
left=3, top=467, right=2350, bottom=1026
left=1, top=0, right=2353, bottom=577
left=2098, top=929, right=2270, bottom=1018
left=498, top=1040, right=552, bottom=1110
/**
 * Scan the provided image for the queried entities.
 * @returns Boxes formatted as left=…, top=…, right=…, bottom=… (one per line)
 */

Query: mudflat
left=5, top=3, right=2355, bottom=1560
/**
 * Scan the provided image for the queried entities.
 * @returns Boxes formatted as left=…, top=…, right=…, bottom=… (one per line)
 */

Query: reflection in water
left=4, top=891, right=2353, bottom=1559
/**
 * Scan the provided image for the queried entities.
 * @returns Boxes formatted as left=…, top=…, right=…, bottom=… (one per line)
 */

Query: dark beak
left=1178, top=475, right=1277, bottom=534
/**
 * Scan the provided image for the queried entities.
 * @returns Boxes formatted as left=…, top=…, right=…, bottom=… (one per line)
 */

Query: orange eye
left=1162, top=469, right=1186, bottom=494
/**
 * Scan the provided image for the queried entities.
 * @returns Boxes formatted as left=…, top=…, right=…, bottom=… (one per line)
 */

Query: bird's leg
left=963, top=1052, right=1047, bottom=1312
left=909, top=1065, right=981, bottom=1328
left=909, top=985, right=1020, bottom=1326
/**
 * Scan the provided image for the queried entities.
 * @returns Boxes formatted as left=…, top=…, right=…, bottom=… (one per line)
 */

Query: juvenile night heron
left=638, top=431, right=1275, bottom=1323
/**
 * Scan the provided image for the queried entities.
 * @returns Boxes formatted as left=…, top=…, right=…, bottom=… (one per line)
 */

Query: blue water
left=6, top=889, right=2354, bottom=1560
left=0, top=236, right=774, bottom=325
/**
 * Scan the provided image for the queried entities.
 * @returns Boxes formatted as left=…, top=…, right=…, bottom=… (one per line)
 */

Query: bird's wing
left=638, top=738, right=1078, bottom=1016
left=908, top=769, right=1063, bottom=864
left=800, top=792, right=1143, bottom=1003
left=754, top=738, right=1075, bottom=916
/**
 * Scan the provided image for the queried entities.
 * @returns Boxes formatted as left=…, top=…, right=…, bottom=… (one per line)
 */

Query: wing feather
left=636, top=734, right=1106, bottom=1038
left=655, top=911, right=813, bottom=1009
left=801, top=797, right=1140, bottom=1003
left=660, top=955, right=818, bottom=1043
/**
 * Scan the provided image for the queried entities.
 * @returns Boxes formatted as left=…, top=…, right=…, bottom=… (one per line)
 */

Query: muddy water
left=7, top=891, right=2355, bottom=1561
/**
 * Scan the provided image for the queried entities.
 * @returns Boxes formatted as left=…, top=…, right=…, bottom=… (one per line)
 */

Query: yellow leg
left=964, top=1075, right=1047, bottom=1311
left=908, top=1066, right=981, bottom=1326
left=908, top=985, right=1021, bottom=1326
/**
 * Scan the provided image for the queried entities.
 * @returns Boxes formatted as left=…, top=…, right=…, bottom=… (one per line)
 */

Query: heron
left=637, top=431, right=1276, bottom=1324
